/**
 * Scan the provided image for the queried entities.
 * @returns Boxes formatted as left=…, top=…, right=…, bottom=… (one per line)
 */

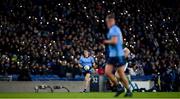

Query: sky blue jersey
left=107, top=25, right=124, bottom=57
left=79, top=56, right=94, bottom=67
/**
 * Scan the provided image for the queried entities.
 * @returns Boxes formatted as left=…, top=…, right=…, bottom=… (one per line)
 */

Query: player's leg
left=117, top=66, right=129, bottom=90
left=82, top=73, right=91, bottom=92
left=114, top=56, right=132, bottom=97
left=105, top=63, right=124, bottom=97
left=115, top=62, right=129, bottom=85
left=117, top=66, right=132, bottom=97
left=105, top=64, right=118, bottom=85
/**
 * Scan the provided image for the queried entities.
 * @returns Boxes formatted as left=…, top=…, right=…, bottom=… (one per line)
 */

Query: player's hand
left=102, top=40, right=106, bottom=44
left=98, top=38, right=105, bottom=44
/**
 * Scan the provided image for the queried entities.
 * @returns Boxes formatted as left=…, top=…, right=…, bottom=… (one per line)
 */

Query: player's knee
left=85, top=77, right=90, bottom=82
left=118, top=66, right=124, bottom=72
left=85, top=74, right=90, bottom=81
left=105, top=70, right=112, bottom=77
left=105, top=64, right=113, bottom=77
left=117, top=68, right=125, bottom=76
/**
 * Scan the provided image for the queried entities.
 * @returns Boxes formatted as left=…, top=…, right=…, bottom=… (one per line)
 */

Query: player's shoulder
left=80, top=55, right=84, bottom=59
left=89, top=56, right=94, bottom=59
left=111, top=25, right=120, bottom=30
left=110, top=25, right=121, bottom=33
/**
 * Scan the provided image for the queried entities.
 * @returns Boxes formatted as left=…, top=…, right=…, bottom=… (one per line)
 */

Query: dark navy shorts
left=106, top=56, right=126, bottom=67
left=82, top=68, right=93, bottom=76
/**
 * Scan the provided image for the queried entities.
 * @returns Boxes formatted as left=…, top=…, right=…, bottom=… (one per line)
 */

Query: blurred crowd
left=0, top=0, right=179, bottom=91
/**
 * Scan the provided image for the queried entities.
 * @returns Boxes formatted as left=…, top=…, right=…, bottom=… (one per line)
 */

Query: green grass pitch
left=0, top=92, right=180, bottom=99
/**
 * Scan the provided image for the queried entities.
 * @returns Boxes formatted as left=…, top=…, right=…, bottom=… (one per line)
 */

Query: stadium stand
left=0, top=0, right=179, bottom=91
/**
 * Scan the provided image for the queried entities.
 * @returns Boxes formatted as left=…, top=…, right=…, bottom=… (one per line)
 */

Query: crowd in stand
left=0, top=0, right=179, bottom=91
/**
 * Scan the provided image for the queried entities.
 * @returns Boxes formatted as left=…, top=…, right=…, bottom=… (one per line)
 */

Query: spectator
left=0, top=0, right=179, bottom=91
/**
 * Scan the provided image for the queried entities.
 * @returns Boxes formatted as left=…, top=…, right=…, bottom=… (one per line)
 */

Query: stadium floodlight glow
left=129, top=28, right=132, bottom=31
left=74, top=58, right=78, bottom=62
left=49, top=43, right=52, bottom=46
left=55, top=17, right=58, bottom=21
left=113, top=2, right=116, bottom=5
left=175, top=38, right=178, bottom=40
left=125, top=10, right=128, bottom=13
left=84, top=6, right=87, bottom=9
left=71, top=56, right=74, bottom=59
left=125, top=42, right=128, bottom=45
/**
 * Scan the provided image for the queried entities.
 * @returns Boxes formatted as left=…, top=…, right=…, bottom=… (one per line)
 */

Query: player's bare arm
left=103, top=36, right=118, bottom=45
left=124, top=47, right=130, bottom=58
left=78, top=63, right=83, bottom=68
